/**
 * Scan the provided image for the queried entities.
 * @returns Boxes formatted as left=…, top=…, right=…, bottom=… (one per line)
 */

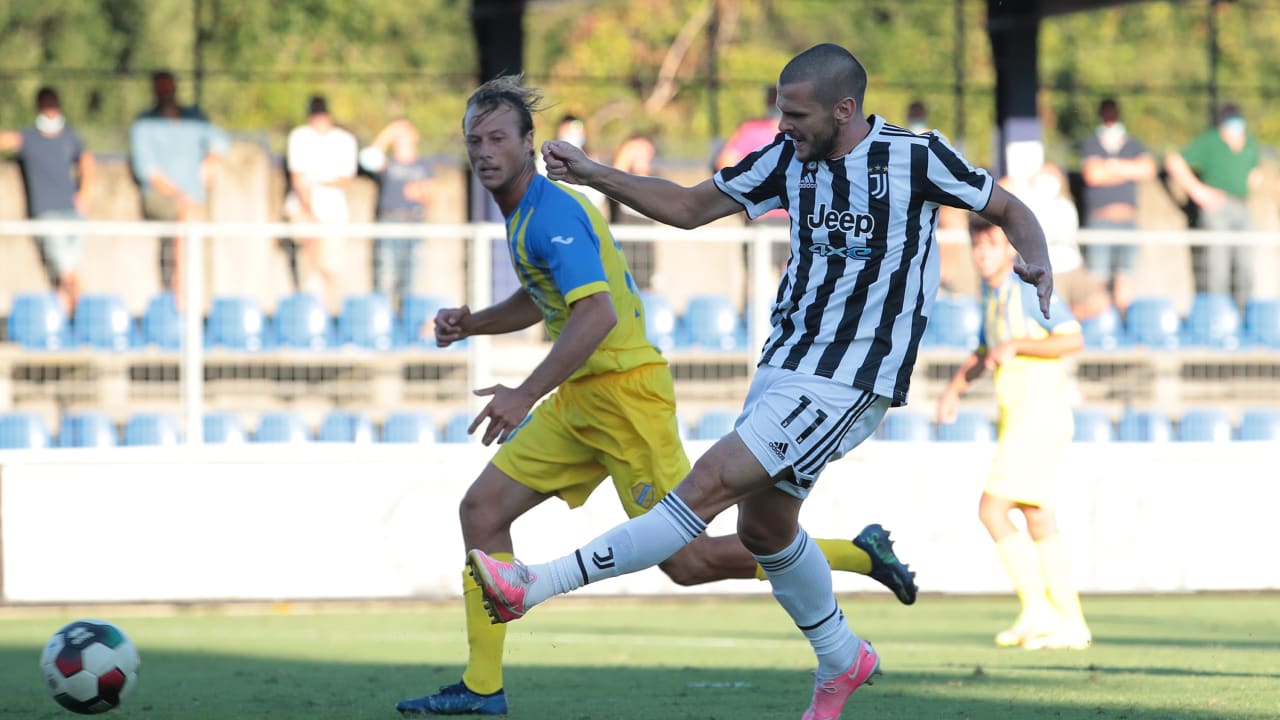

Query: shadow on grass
left=0, top=646, right=1265, bottom=720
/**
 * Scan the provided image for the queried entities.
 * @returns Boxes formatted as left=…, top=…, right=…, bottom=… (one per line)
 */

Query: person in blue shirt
left=128, top=71, right=228, bottom=299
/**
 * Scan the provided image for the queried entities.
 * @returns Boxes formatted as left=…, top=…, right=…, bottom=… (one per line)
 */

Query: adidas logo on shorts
left=768, top=441, right=789, bottom=461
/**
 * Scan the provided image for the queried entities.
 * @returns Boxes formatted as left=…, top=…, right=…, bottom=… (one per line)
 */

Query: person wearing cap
left=129, top=70, right=229, bottom=302
left=1, top=87, right=96, bottom=316
left=1165, top=103, right=1263, bottom=311
left=283, top=95, right=358, bottom=307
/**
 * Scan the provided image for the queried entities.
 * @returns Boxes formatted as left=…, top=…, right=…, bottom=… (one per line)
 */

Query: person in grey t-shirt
left=1, top=87, right=96, bottom=316
left=1079, top=98, right=1155, bottom=315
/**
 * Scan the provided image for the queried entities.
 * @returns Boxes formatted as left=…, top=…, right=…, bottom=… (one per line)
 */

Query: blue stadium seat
left=124, top=412, right=182, bottom=446
left=0, top=412, right=52, bottom=449
left=318, top=410, right=376, bottom=443
left=57, top=411, right=118, bottom=448
left=1177, top=408, right=1233, bottom=443
left=680, top=294, right=743, bottom=350
left=929, top=296, right=982, bottom=349
left=1239, top=408, right=1280, bottom=441
left=398, top=293, right=455, bottom=348
left=1080, top=305, right=1123, bottom=350
left=1072, top=408, right=1115, bottom=443
left=7, top=292, right=70, bottom=349
left=381, top=411, right=438, bottom=444
left=936, top=409, right=995, bottom=442
left=138, top=292, right=183, bottom=349
left=694, top=409, right=738, bottom=441
left=73, top=293, right=132, bottom=350
left=1124, top=296, right=1180, bottom=349
left=1182, top=293, right=1241, bottom=349
left=338, top=293, right=395, bottom=350
left=207, top=296, right=268, bottom=351
left=879, top=410, right=932, bottom=442
left=1117, top=409, right=1174, bottom=443
left=254, top=411, right=311, bottom=443
left=203, top=412, right=248, bottom=444
left=639, top=290, right=678, bottom=352
left=443, top=410, right=473, bottom=443
left=1243, top=297, right=1280, bottom=348
left=274, top=293, right=331, bottom=350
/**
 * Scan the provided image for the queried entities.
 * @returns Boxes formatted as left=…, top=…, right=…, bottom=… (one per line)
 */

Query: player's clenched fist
left=433, top=305, right=471, bottom=347
left=541, top=140, right=598, bottom=185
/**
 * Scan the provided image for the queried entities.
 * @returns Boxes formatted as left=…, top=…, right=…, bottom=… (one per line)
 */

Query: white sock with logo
left=523, top=494, right=707, bottom=607
left=755, top=527, right=860, bottom=681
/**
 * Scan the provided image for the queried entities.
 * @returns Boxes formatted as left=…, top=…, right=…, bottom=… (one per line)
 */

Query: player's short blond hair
left=464, top=74, right=546, bottom=141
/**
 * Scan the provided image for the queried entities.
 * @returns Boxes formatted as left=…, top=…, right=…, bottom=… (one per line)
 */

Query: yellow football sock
left=460, top=553, right=509, bottom=695
left=754, top=538, right=871, bottom=580
left=996, top=532, right=1052, bottom=613
left=1037, top=536, right=1085, bottom=623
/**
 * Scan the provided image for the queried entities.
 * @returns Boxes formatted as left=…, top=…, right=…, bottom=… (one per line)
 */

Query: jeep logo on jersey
left=805, top=202, right=875, bottom=236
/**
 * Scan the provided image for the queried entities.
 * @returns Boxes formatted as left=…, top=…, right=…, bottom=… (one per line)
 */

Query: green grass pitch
left=2, top=593, right=1277, bottom=719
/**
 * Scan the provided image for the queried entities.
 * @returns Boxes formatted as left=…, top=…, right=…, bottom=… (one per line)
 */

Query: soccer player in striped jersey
left=396, top=73, right=917, bottom=717
left=936, top=215, right=1090, bottom=650
left=469, top=44, right=1054, bottom=719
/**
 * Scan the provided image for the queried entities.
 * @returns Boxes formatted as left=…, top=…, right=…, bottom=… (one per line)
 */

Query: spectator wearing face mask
left=906, top=100, right=930, bottom=134
left=1165, top=103, right=1263, bottom=311
left=1000, top=141, right=1110, bottom=323
left=1, top=87, right=96, bottom=316
left=1079, top=99, right=1156, bottom=315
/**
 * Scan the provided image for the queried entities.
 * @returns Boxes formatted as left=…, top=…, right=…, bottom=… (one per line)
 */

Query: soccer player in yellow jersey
left=395, top=74, right=917, bottom=716
left=936, top=215, right=1091, bottom=650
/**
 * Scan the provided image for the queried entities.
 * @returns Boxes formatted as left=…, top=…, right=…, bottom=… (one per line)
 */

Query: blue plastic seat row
left=873, top=407, right=1280, bottom=443
left=640, top=291, right=747, bottom=351
left=0, top=410, right=480, bottom=448
left=4, top=292, right=466, bottom=352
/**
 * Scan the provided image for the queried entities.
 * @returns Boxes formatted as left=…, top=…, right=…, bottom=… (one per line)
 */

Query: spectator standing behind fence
left=284, top=96, right=358, bottom=308
left=1001, top=145, right=1110, bottom=322
left=1079, top=99, right=1156, bottom=316
left=359, top=119, right=431, bottom=313
left=129, top=71, right=228, bottom=303
left=0, top=87, right=95, bottom=317
left=936, top=215, right=1090, bottom=651
left=609, top=131, right=659, bottom=289
left=1164, top=103, right=1263, bottom=312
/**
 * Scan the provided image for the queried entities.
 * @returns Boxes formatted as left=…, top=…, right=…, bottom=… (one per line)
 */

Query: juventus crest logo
left=868, top=164, right=889, bottom=200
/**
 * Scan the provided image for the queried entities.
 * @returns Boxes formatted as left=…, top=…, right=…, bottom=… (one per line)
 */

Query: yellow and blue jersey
left=978, top=272, right=1081, bottom=412
left=505, top=174, right=663, bottom=379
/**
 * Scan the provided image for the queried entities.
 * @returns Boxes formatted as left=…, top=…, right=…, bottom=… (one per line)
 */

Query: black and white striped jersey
left=714, top=114, right=994, bottom=406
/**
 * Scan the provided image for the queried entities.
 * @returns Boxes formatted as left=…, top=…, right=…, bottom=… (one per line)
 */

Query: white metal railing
left=1, top=219, right=1273, bottom=446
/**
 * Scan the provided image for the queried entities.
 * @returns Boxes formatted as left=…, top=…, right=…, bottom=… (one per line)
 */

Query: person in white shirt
left=284, top=96, right=358, bottom=306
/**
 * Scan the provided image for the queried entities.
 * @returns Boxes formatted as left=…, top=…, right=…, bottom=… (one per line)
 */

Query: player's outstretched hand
left=469, top=384, right=536, bottom=446
left=433, top=305, right=471, bottom=347
left=1014, top=262, right=1054, bottom=319
left=542, top=140, right=600, bottom=185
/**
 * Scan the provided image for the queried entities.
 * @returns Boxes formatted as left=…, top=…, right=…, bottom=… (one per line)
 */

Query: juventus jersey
left=714, top=114, right=994, bottom=406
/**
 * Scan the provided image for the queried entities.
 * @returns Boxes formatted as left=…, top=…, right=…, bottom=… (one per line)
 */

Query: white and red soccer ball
left=40, top=619, right=140, bottom=714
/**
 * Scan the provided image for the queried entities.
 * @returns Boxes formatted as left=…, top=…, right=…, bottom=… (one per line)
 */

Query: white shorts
left=733, top=365, right=890, bottom=499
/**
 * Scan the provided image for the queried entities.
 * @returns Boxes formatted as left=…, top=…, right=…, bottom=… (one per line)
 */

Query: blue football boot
left=396, top=681, right=508, bottom=716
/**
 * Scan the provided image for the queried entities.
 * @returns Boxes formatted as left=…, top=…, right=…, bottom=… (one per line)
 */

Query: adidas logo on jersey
left=768, top=441, right=789, bottom=461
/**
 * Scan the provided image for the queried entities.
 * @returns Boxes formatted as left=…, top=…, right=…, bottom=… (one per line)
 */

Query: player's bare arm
left=434, top=291, right=541, bottom=346
left=988, top=332, right=1083, bottom=367
left=542, top=139, right=740, bottom=229
left=937, top=350, right=988, bottom=422
left=979, top=186, right=1053, bottom=318
left=468, top=291, right=617, bottom=445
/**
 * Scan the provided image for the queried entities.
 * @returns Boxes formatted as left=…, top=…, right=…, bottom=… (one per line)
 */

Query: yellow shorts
left=492, top=362, right=690, bottom=517
left=985, top=405, right=1073, bottom=507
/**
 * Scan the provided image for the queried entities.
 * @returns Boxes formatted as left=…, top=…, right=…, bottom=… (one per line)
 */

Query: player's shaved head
left=464, top=74, right=546, bottom=140
left=779, top=43, right=867, bottom=110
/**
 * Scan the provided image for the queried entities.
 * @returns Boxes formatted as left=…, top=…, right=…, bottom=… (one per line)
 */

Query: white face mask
left=1221, top=117, right=1246, bottom=137
left=35, top=113, right=65, bottom=135
left=1097, top=122, right=1126, bottom=154
left=908, top=121, right=928, bottom=133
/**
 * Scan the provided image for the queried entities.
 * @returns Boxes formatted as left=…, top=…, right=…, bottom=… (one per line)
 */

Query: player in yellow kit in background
left=394, top=74, right=917, bottom=716
left=937, top=214, right=1091, bottom=650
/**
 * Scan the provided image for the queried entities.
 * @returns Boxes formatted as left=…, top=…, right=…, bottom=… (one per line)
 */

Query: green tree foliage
left=0, top=0, right=1274, bottom=166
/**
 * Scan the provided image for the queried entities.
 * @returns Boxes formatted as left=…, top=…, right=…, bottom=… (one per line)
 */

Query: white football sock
left=755, top=527, right=860, bottom=681
left=524, top=493, right=707, bottom=607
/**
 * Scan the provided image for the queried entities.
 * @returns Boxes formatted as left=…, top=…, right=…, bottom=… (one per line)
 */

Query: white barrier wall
left=2, top=440, right=1277, bottom=604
